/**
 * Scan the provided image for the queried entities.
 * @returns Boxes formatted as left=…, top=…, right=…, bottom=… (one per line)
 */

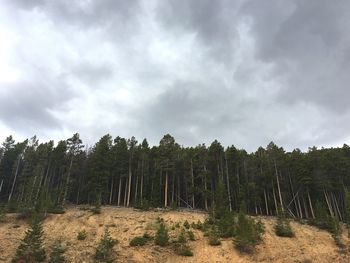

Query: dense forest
left=0, top=133, right=350, bottom=221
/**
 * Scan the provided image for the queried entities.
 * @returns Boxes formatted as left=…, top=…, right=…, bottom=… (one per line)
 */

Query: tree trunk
left=204, top=165, right=208, bottom=211
left=8, top=154, right=21, bottom=202
left=297, top=195, right=303, bottom=218
left=62, top=156, right=73, bottom=206
left=288, top=171, right=299, bottom=217
left=264, top=189, right=269, bottom=215
left=225, top=153, right=232, bottom=212
left=124, top=178, right=128, bottom=206
left=164, top=170, right=168, bottom=207
left=191, top=159, right=195, bottom=209
left=274, top=160, right=283, bottom=211
left=134, top=175, right=139, bottom=204
left=303, top=196, right=309, bottom=218
left=140, top=157, right=144, bottom=204
left=272, top=183, right=278, bottom=215
left=0, top=179, right=3, bottom=193
left=324, top=189, right=334, bottom=217
left=117, top=177, right=122, bottom=206
left=307, top=190, right=315, bottom=219
left=109, top=179, right=114, bottom=204
left=127, top=163, right=132, bottom=207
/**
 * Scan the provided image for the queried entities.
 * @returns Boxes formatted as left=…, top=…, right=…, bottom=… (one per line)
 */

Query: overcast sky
left=0, top=0, right=349, bottom=152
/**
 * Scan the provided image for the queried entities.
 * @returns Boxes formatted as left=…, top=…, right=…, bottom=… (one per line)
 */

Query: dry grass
left=0, top=207, right=349, bottom=262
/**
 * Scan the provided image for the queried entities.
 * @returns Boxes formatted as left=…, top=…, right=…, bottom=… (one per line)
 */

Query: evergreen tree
left=12, top=215, right=46, bottom=262
left=49, top=241, right=65, bottom=263
left=95, top=229, right=117, bottom=263
left=234, top=203, right=264, bottom=253
left=155, top=222, right=169, bottom=246
left=274, top=206, right=294, bottom=237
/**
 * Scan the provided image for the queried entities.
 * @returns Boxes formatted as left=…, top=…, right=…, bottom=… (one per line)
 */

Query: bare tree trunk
left=324, top=189, right=334, bottom=217
left=191, top=159, right=195, bottom=209
left=127, top=163, right=132, bottom=207
left=171, top=173, right=175, bottom=205
left=264, top=189, right=269, bottom=215
left=225, top=153, right=232, bottom=212
left=124, top=178, right=128, bottom=206
left=109, top=179, right=114, bottom=204
left=134, top=175, right=139, bottom=204
left=204, top=165, right=208, bottom=211
left=297, top=195, right=303, bottom=218
left=272, top=183, right=278, bottom=215
left=274, top=160, right=283, bottom=211
left=302, top=196, right=309, bottom=218
left=0, top=179, right=3, bottom=193
left=8, top=154, right=21, bottom=202
left=164, top=170, right=168, bottom=207
left=140, top=157, right=144, bottom=204
left=117, top=177, right=122, bottom=206
left=332, top=192, right=342, bottom=221
left=307, top=190, right=315, bottom=219
left=62, top=156, right=73, bottom=206
left=288, top=171, right=299, bottom=217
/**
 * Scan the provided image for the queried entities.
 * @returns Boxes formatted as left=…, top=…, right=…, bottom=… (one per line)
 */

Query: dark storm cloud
left=0, top=0, right=349, bottom=150
left=156, top=0, right=241, bottom=65
left=241, top=0, right=350, bottom=112
left=0, top=78, right=74, bottom=131
left=7, top=0, right=140, bottom=27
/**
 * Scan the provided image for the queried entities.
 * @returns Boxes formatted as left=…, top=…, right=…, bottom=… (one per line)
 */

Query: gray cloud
left=241, top=0, right=350, bottom=112
left=0, top=0, right=349, bottom=151
left=156, top=0, right=241, bottom=65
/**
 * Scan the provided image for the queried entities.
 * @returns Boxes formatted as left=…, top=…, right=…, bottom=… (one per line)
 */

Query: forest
left=0, top=133, right=349, bottom=222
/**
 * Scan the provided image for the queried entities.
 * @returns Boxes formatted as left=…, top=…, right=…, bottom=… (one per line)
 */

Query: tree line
left=1, top=133, right=350, bottom=221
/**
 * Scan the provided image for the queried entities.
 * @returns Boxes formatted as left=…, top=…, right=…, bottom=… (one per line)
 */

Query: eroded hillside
left=0, top=207, right=349, bottom=263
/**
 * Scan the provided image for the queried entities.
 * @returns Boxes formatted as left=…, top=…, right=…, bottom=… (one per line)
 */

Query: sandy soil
left=0, top=206, right=349, bottom=263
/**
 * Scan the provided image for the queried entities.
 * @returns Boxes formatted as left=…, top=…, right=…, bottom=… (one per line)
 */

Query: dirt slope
left=0, top=206, right=349, bottom=263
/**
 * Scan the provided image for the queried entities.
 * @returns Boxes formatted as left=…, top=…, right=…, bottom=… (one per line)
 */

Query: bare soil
left=0, top=206, right=349, bottom=262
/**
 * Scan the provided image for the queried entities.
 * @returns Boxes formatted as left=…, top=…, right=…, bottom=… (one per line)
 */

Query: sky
left=0, top=0, right=349, bottom=152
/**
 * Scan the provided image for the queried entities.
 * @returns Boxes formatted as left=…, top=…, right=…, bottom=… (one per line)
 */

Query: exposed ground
left=0, top=206, right=350, bottom=263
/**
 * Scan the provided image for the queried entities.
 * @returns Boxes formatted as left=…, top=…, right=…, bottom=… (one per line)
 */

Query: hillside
left=0, top=207, right=349, bottom=263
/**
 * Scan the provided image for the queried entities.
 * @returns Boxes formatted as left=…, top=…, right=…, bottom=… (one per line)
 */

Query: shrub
left=134, top=199, right=151, bottom=211
left=143, top=232, right=152, bottom=239
left=274, top=209, right=294, bottom=238
left=90, top=206, right=101, bottom=214
left=95, top=229, right=117, bottom=263
left=130, top=236, right=147, bottom=247
left=208, top=229, right=221, bottom=246
left=187, top=230, right=195, bottom=241
left=217, top=213, right=236, bottom=238
left=12, top=215, right=46, bottom=262
left=234, top=210, right=264, bottom=254
left=192, top=220, right=203, bottom=230
left=170, top=201, right=178, bottom=210
left=174, top=230, right=193, bottom=257
left=49, top=242, right=65, bottom=263
left=0, top=206, right=5, bottom=223
left=77, top=230, right=87, bottom=240
left=155, top=222, right=169, bottom=247
left=183, top=220, right=190, bottom=229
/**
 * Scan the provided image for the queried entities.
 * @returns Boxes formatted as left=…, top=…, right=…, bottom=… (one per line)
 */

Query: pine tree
left=12, top=215, right=46, bottom=262
left=155, top=222, right=169, bottom=246
left=95, top=229, right=117, bottom=263
left=234, top=203, right=264, bottom=253
left=274, top=206, right=294, bottom=237
left=49, top=241, right=65, bottom=263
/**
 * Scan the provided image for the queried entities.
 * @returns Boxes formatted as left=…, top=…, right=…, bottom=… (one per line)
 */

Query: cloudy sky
left=0, top=0, right=349, bottom=151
